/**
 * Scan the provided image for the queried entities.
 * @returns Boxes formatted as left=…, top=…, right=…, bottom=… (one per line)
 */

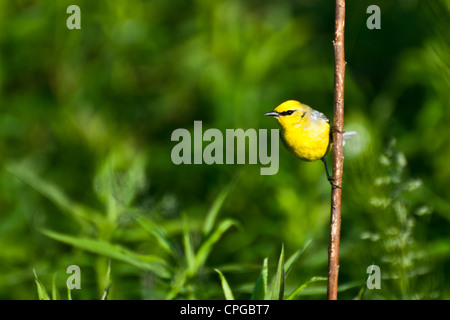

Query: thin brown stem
left=327, top=0, right=346, bottom=300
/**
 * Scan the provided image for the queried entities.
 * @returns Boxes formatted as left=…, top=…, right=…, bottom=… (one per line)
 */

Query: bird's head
left=265, top=100, right=312, bottom=129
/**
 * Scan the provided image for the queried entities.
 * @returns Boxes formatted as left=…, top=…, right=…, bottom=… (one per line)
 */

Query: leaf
left=33, top=269, right=50, bottom=300
left=101, top=259, right=112, bottom=300
left=215, top=269, right=235, bottom=300
left=41, top=229, right=171, bottom=279
left=51, top=273, right=60, bottom=300
left=7, top=164, right=103, bottom=227
left=182, top=213, right=196, bottom=275
left=134, top=213, right=174, bottom=256
left=165, top=269, right=188, bottom=300
left=284, top=240, right=312, bottom=278
left=195, top=219, right=237, bottom=270
left=202, top=175, right=238, bottom=236
left=286, top=277, right=327, bottom=300
left=163, top=214, right=199, bottom=300
left=251, top=257, right=268, bottom=300
left=354, top=286, right=366, bottom=300
left=268, top=244, right=285, bottom=300
left=94, top=151, right=147, bottom=220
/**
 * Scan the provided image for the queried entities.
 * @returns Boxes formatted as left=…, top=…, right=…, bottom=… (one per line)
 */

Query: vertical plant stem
left=328, top=0, right=346, bottom=300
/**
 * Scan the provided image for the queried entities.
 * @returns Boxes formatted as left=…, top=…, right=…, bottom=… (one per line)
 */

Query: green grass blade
left=284, top=239, right=311, bottom=278
left=284, top=280, right=361, bottom=297
left=94, top=152, right=147, bottom=223
left=354, top=286, right=366, bottom=300
left=202, top=175, right=238, bottom=236
left=7, top=164, right=103, bottom=226
left=285, top=276, right=327, bottom=300
left=215, top=269, right=235, bottom=300
left=250, top=257, right=268, bottom=300
left=33, top=269, right=50, bottom=300
left=51, top=273, right=60, bottom=300
left=268, top=244, right=285, bottom=300
left=101, top=259, right=112, bottom=300
left=41, top=229, right=171, bottom=279
left=195, top=219, right=237, bottom=270
left=165, top=269, right=188, bottom=300
left=165, top=213, right=196, bottom=299
left=182, top=213, right=196, bottom=275
left=134, top=213, right=174, bottom=256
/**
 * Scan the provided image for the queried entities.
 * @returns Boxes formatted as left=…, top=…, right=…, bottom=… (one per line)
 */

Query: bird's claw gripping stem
left=331, top=126, right=344, bottom=134
left=327, top=176, right=342, bottom=189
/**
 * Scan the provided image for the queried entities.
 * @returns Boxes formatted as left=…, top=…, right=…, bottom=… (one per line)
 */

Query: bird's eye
left=280, top=110, right=295, bottom=116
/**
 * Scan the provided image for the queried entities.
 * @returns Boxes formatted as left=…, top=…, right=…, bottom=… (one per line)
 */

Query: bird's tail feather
left=343, top=131, right=357, bottom=146
left=330, top=130, right=357, bottom=146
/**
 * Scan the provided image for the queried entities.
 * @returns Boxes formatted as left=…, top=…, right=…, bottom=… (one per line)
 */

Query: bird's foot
left=328, top=176, right=342, bottom=189
left=331, top=126, right=344, bottom=134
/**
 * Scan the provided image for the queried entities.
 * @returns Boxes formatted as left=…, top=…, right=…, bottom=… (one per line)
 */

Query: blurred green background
left=0, top=0, right=449, bottom=300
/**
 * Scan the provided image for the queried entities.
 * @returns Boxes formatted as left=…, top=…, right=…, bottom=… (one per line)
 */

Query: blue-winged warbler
left=265, top=100, right=356, bottom=187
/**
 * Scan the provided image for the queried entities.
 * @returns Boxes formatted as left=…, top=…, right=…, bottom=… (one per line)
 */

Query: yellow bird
left=265, top=100, right=355, bottom=187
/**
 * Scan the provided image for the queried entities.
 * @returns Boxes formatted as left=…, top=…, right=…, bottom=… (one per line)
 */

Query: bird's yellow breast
left=280, top=116, right=331, bottom=161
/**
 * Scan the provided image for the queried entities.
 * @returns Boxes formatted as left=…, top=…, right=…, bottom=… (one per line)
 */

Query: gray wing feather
left=310, top=109, right=329, bottom=123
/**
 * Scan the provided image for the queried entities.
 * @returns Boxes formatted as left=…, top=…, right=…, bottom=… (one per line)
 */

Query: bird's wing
left=310, top=109, right=330, bottom=123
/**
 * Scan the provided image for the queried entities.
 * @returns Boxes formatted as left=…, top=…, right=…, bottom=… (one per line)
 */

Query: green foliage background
left=0, top=0, right=449, bottom=299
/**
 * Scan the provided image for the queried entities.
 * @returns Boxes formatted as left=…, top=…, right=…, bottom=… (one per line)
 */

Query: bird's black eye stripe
left=279, top=110, right=295, bottom=116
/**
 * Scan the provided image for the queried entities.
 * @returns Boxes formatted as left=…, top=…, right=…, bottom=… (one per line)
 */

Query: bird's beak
left=264, top=111, right=279, bottom=117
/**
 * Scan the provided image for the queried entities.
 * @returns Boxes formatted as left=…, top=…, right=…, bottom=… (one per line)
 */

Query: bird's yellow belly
left=281, top=125, right=330, bottom=161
